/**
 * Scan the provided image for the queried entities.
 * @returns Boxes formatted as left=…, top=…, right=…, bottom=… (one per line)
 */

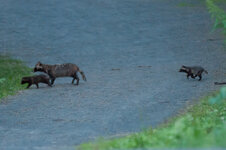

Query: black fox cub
left=179, top=65, right=208, bottom=81
left=21, top=75, right=51, bottom=89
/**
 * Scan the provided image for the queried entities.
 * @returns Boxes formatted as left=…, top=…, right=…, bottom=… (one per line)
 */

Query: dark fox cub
left=21, top=75, right=51, bottom=89
left=179, top=65, right=208, bottom=81
left=33, top=62, right=87, bottom=85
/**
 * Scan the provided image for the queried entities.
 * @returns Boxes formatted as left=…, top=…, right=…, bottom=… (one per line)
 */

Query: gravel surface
left=0, top=0, right=225, bottom=149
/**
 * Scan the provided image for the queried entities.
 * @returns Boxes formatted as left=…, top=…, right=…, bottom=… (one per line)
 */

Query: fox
left=21, top=74, right=52, bottom=89
left=179, top=65, right=208, bottom=81
left=33, top=61, right=87, bottom=85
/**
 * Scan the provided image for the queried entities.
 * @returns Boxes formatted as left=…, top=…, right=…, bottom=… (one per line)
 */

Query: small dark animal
left=21, top=75, right=51, bottom=89
left=179, top=65, right=208, bottom=81
left=214, top=82, right=226, bottom=85
left=33, top=62, right=87, bottom=85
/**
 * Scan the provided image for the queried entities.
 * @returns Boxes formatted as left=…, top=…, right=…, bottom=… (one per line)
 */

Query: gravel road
left=0, top=0, right=225, bottom=149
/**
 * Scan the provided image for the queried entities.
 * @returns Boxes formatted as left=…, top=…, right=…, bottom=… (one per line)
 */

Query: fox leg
left=51, top=78, right=55, bottom=85
left=191, top=74, right=196, bottom=79
left=71, top=74, right=76, bottom=84
left=198, top=75, right=202, bottom=81
left=74, top=73, right=80, bottom=85
left=71, top=78, right=75, bottom=84
left=35, top=83, right=39, bottom=88
left=71, top=73, right=80, bottom=85
left=187, top=74, right=190, bottom=79
left=46, top=80, right=52, bottom=87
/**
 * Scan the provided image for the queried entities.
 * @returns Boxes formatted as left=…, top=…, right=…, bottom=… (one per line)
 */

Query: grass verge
left=78, top=87, right=226, bottom=149
left=206, top=0, right=226, bottom=41
left=0, top=55, right=32, bottom=101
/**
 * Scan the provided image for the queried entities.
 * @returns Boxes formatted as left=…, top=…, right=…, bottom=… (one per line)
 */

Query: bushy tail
left=204, top=70, right=208, bottom=74
left=79, top=70, right=87, bottom=81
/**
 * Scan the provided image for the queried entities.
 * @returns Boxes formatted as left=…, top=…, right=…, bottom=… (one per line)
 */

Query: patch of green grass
left=206, top=0, right=226, bottom=41
left=0, top=55, right=32, bottom=100
left=177, top=2, right=196, bottom=7
left=78, top=87, right=226, bottom=149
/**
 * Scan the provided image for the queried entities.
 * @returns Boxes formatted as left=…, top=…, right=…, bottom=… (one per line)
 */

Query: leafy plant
left=206, top=0, right=226, bottom=37
left=0, top=78, right=6, bottom=83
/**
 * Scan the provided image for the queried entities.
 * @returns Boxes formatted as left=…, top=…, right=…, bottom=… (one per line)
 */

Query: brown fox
left=33, top=62, right=87, bottom=85
left=21, top=75, right=52, bottom=89
left=179, top=65, right=208, bottom=81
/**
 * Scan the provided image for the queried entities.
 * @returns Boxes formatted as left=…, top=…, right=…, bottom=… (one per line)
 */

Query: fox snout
left=33, top=67, right=42, bottom=72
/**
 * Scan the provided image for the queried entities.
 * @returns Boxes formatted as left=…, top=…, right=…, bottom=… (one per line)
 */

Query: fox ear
left=37, top=61, right=42, bottom=65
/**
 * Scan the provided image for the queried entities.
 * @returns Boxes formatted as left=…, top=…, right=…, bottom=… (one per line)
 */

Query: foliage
left=206, top=0, right=226, bottom=36
left=0, top=55, right=32, bottom=100
left=78, top=87, right=226, bottom=149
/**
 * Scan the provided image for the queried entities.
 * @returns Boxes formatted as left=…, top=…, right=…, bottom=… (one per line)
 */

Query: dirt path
left=0, top=0, right=226, bottom=149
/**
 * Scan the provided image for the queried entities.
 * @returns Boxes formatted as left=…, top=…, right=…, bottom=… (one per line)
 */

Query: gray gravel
left=0, top=0, right=226, bottom=149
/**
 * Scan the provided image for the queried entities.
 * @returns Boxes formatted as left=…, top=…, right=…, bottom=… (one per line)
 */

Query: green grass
left=206, top=0, right=226, bottom=40
left=0, top=55, right=32, bottom=100
left=78, top=87, right=226, bottom=149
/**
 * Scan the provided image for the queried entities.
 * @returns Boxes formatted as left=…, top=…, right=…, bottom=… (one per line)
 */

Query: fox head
left=34, top=61, right=44, bottom=72
left=21, top=77, right=30, bottom=84
left=179, top=65, right=189, bottom=73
